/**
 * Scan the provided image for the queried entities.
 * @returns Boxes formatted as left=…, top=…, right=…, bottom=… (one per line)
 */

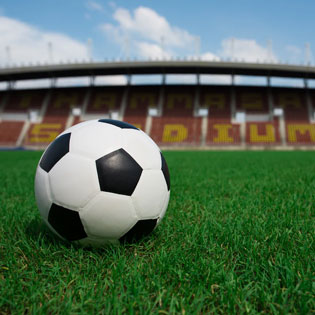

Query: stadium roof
left=0, top=60, right=315, bottom=82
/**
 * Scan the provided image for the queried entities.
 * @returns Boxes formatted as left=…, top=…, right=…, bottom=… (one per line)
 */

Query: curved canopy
left=0, top=60, right=314, bottom=82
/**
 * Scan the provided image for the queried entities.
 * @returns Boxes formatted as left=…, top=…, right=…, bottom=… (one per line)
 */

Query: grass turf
left=0, top=150, right=314, bottom=314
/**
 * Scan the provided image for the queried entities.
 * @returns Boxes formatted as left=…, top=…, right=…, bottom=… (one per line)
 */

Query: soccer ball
left=34, top=119, right=170, bottom=245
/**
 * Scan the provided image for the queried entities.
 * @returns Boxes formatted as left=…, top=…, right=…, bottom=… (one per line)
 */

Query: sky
left=0, top=0, right=314, bottom=67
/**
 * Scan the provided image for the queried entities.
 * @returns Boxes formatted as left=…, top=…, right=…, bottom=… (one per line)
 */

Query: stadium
left=0, top=60, right=315, bottom=149
left=0, top=2, right=314, bottom=314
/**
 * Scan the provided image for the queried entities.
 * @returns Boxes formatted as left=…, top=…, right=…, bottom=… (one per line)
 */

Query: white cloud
left=220, top=38, right=277, bottom=63
left=112, top=7, right=194, bottom=47
left=0, top=16, right=89, bottom=66
left=86, top=1, right=104, bottom=12
left=101, top=6, right=196, bottom=59
left=101, top=6, right=279, bottom=64
left=136, top=42, right=171, bottom=59
left=200, top=52, right=220, bottom=61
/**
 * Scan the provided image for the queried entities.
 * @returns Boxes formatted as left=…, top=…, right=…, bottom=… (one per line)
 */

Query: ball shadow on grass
left=25, top=218, right=68, bottom=248
left=25, top=217, right=159, bottom=253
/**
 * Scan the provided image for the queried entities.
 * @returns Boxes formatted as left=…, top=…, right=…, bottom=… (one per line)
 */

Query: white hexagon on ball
left=131, top=170, right=168, bottom=219
left=80, top=192, right=138, bottom=240
left=70, top=121, right=123, bottom=160
left=34, top=119, right=170, bottom=245
left=48, top=153, right=99, bottom=210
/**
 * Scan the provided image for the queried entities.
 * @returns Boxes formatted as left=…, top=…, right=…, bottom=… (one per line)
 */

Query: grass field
left=0, top=150, right=314, bottom=314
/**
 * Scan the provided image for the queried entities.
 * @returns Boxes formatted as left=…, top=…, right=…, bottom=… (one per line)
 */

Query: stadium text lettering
left=213, top=124, right=234, bottom=143
left=92, top=93, right=116, bottom=109
left=241, top=93, right=263, bottom=110
left=167, top=94, right=193, bottom=109
left=29, top=123, right=63, bottom=143
left=249, top=124, right=275, bottom=142
left=53, top=93, right=78, bottom=109
left=162, top=124, right=188, bottom=142
left=278, top=93, right=301, bottom=108
left=203, top=93, right=225, bottom=109
left=130, top=93, right=156, bottom=109
left=287, top=124, right=315, bottom=143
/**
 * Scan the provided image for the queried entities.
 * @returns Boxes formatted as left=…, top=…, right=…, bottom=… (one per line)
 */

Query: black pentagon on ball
left=161, top=152, right=170, bottom=191
left=98, top=119, right=139, bottom=130
left=119, top=219, right=158, bottom=243
left=48, top=203, right=87, bottom=241
left=40, top=133, right=71, bottom=172
left=96, top=148, right=142, bottom=196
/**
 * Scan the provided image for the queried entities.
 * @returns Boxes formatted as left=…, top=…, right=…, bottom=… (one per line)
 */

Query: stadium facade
left=0, top=60, right=314, bottom=149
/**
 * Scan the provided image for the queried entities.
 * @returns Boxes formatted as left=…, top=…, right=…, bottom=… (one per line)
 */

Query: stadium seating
left=150, top=86, right=202, bottom=146
left=86, top=86, right=123, bottom=116
left=24, top=88, right=85, bottom=146
left=3, top=89, right=45, bottom=113
left=0, top=84, right=314, bottom=148
left=0, top=120, right=24, bottom=146
left=123, top=86, right=159, bottom=130
left=235, top=87, right=269, bottom=113
left=236, top=87, right=281, bottom=146
left=201, top=86, right=241, bottom=145
left=273, top=88, right=315, bottom=145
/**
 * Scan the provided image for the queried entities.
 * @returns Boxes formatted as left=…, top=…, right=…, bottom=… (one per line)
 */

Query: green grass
left=0, top=150, right=314, bottom=314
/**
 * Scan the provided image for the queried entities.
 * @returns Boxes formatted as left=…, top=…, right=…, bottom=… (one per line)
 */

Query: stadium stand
left=235, top=86, right=280, bottom=145
left=245, top=120, right=281, bottom=145
left=86, top=86, right=123, bottom=116
left=24, top=88, right=85, bottom=146
left=273, top=88, right=315, bottom=145
left=201, top=86, right=241, bottom=145
left=150, top=86, right=202, bottom=146
left=235, top=86, right=269, bottom=113
left=3, top=89, right=45, bottom=113
left=0, top=120, right=25, bottom=146
left=0, top=90, right=46, bottom=146
left=123, top=86, right=159, bottom=130
left=0, top=79, right=314, bottom=148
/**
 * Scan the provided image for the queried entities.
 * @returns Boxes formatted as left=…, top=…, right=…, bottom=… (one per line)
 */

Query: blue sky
left=0, top=0, right=314, bottom=66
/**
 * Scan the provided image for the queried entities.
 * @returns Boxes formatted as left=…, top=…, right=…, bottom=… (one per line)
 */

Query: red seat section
left=86, top=87, right=122, bottom=116
left=201, top=86, right=241, bottom=145
left=150, top=86, right=201, bottom=146
left=124, top=86, right=159, bottom=130
left=235, top=87, right=269, bottom=113
left=0, top=121, right=24, bottom=146
left=273, top=88, right=314, bottom=145
left=45, top=88, right=85, bottom=117
left=4, top=90, right=45, bottom=113
left=201, top=86, right=231, bottom=121
left=273, top=88, right=308, bottom=121
left=24, top=88, right=84, bottom=146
